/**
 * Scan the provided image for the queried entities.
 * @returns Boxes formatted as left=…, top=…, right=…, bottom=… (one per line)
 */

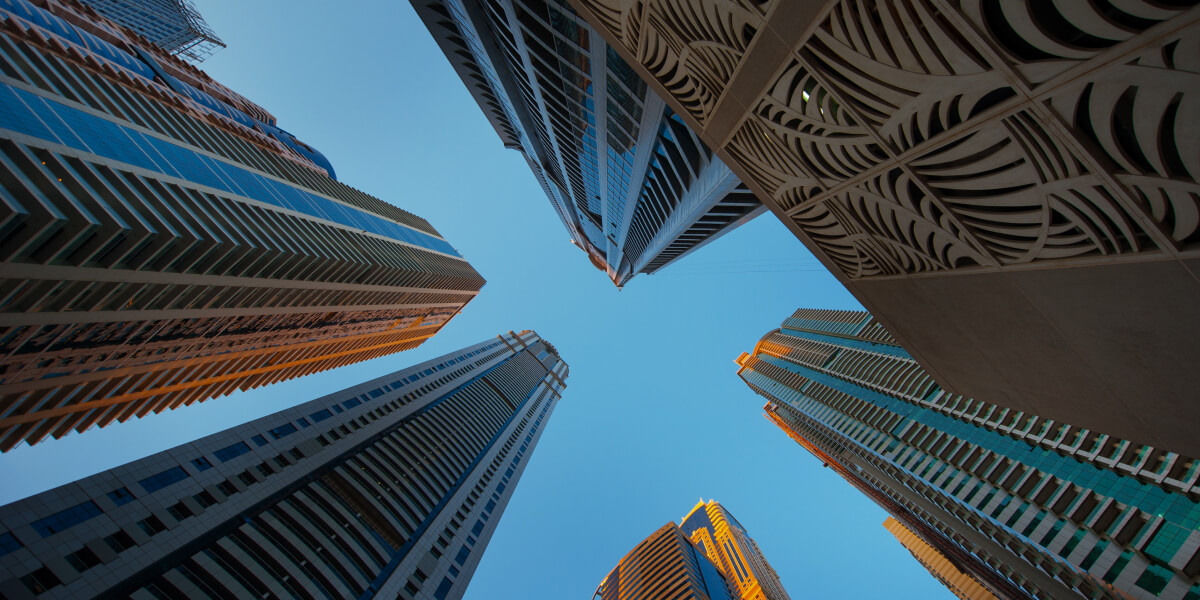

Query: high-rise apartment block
left=0, top=0, right=485, bottom=450
left=412, top=0, right=765, bottom=287
left=738, top=308, right=1200, bottom=600
left=0, top=331, right=568, bottom=600
left=569, top=0, right=1200, bottom=455
left=884, top=517, right=999, bottom=600
left=595, top=500, right=790, bottom=600
left=75, top=0, right=224, bottom=62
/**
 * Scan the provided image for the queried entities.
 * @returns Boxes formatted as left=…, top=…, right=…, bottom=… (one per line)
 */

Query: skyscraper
left=0, top=331, right=568, bottom=600
left=737, top=308, right=1200, bottom=600
left=595, top=500, right=790, bottom=600
left=680, top=500, right=791, bottom=600
left=411, top=0, right=765, bottom=287
left=0, top=0, right=485, bottom=450
left=568, top=0, right=1200, bottom=456
left=74, top=0, right=224, bottom=62
left=884, top=517, right=999, bottom=600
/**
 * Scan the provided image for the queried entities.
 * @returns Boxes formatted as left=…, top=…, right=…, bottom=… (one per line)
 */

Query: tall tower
left=681, top=500, right=791, bottom=600
left=0, top=331, right=568, bottom=600
left=411, top=0, right=765, bottom=287
left=883, top=517, right=999, bottom=600
left=0, top=0, right=485, bottom=450
left=595, top=500, right=790, bottom=600
left=74, top=0, right=224, bottom=62
left=737, top=308, right=1200, bottom=600
left=568, top=0, right=1200, bottom=456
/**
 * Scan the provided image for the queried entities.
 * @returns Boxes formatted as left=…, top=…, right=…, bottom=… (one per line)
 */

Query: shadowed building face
left=0, top=0, right=485, bottom=450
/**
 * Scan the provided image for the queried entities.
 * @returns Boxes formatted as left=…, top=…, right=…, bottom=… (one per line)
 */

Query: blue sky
left=0, top=1, right=956, bottom=598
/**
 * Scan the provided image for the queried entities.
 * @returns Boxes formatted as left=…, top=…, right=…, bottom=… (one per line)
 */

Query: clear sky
left=0, top=1, right=956, bottom=598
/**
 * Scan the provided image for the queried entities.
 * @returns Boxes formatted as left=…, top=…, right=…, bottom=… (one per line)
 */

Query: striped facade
left=737, top=309, right=1200, bottom=600
left=884, top=517, right=999, bottom=600
left=0, top=0, right=485, bottom=450
left=680, top=501, right=790, bottom=600
left=594, top=523, right=734, bottom=600
left=0, top=331, right=568, bottom=600
left=411, top=0, right=765, bottom=288
left=595, top=501, right=790, bottom=600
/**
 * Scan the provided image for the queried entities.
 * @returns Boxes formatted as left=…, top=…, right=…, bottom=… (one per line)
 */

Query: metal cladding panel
left=570, top=0, right=1200, bottom=456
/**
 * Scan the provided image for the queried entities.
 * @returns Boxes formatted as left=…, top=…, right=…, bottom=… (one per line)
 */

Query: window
left=433, top=577, right=454, bottom=600
left=369, top=389, right=384, bottom=398
left=309, top=409, right=333, bottom=422
left=297, top=418, right=311, bottom=428
left=269, top=423, right=298, bottom=439
left=251, top=435, right=269, bottom=447
left=191, top=457, right=213, bottom=471
left=214, top=441, right=251, bottom=462
left=31, top=501, right=103, bottom=538
left=167, top=502, right=194, bottom=521
left=471, top=520, right=484, bottom=536
left=20, top=566, right=61, bottom=594
left=342, top=398, right=362, bottom=410
left=454, top=546, right=470, bottom=566
left=193, top=492, right=217, bottom=508
left=216, top=480, right=238, bottom=496
left=104, top=530, right=136, bottom=553
left=107, top=487, right=136, bottom=507
left=137, top=516, right=167, bottom=536
left=0, top=532, right=22, bottom=558
left=65, top=547, right=102, bottom=572
left=140, top=466, right=190, bottom=493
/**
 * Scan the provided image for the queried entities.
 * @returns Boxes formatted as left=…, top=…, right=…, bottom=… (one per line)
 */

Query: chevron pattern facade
left=0, top=0, right=484, bottom=451
left=568, top=0, right=1200, bottom=456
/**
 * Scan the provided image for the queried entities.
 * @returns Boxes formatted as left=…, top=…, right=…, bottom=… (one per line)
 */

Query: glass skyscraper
left=411, top=0, right=764, bottom=287
left=595, top=500, right=790, bottom=600
left=0, top=0, right=485, bottom=450
left=738, top=308, right=1200, bottom=600
left=74, top=0, right=224, bottom=62
left=0, top=331, right=567, bottom=600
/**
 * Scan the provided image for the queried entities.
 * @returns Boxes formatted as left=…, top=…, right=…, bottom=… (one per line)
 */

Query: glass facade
left=738, top=308, right=1200, bottom=600
left=0, top=0, right=485, bottom=450
left=413, top=0, right=763, bottom=287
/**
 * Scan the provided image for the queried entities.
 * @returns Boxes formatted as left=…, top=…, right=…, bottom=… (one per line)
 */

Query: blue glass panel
left=139, top=466, right=190, bottom=494
left=251, top=435, right=268, bottom=447
left=342, top=398, right=362, bottom=410
left=107, top=487, right=136, bottom=507
left=0, top=82, right=461, bottom=256
left=30, top=501, right=103, bottom=538
left=213, top=442, right=252, bottom=463
left=0, top=531, right=21, bottom=558
left=191, top=457, right=213, bottom=471
left=269, top=423, right=298, bottom=439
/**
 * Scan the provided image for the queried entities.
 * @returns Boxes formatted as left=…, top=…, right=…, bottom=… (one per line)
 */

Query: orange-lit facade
left=884, top=517, right=999, bottom=600
left=595, top=500, right=790, bottom=600
left=0, top=0, right=484, bottom=450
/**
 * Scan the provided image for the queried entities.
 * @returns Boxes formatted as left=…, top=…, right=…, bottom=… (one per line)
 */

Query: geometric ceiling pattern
left=568, top=0, right=1199, bottom=280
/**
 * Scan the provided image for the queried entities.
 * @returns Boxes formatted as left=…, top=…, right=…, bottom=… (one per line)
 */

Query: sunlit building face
left=738, top=308, right=1200, bottom=600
